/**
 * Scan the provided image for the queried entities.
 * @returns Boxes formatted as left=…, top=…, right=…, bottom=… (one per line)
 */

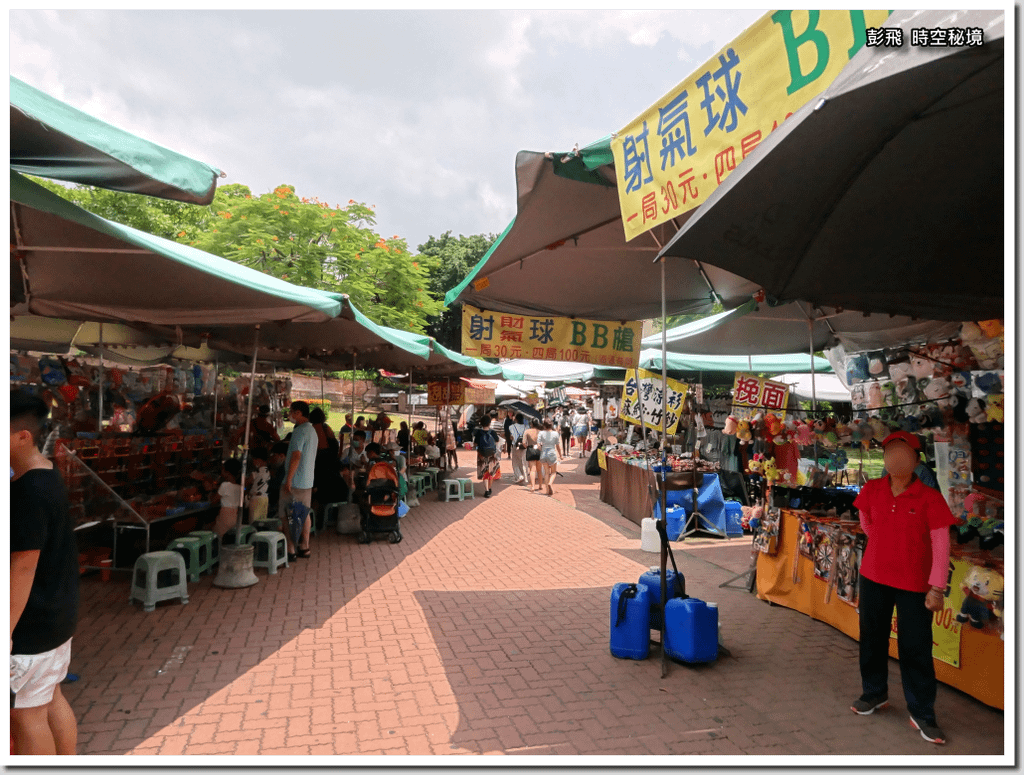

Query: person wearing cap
left=850, top=430, right=955, bottom=745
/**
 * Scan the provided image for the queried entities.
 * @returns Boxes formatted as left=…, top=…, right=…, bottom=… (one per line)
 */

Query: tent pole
left=320, top=369, right=325, bottom=412
left=212, top=359, right=219, bottom=431
left=809, top=319, right=817, bottom=412
left=97, top=323, right=104, bottom=433
left=408, top=371, right=414, bottom=452
left=235, top=325, right=260, bottom=538
left=352, top=352, right=357, bottom=434
left=659, top=257, right=670, bottom=679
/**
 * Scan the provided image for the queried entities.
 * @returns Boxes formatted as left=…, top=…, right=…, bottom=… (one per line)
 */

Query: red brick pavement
left=59, top=449, right=1005, bottom=758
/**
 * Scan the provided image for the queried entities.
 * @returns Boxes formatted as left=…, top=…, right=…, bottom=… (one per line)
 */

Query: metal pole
left=408, top=371, right=414, bottom=452
left=97, top=323, right=104, bottom=433
left=320, top=369, right=326, bottom=411
left=809, top=319, right=818, bottom=411
left=659, top=257, right=670, bottom=679
left=212, top=359, right=219, bottom=431
left=352, top=352, right=357, bottom=432
left=234, top=325, right=260, bottom=537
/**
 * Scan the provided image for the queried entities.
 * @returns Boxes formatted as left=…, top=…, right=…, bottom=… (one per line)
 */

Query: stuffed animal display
left=956, top=566, right=1004, bottom=629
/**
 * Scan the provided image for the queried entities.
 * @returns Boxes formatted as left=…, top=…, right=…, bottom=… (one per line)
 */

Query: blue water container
left=665, top=505, right=686, bottom=541
left=637, top=568, right=684, bottom=630
left=724, top=502, right=744, bottom=538
left=664, top=598, right=719, bottom=664
left=609, top=583, right=651, bottom=660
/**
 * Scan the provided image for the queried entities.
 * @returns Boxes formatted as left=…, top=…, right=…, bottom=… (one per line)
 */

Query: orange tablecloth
left=757, top=509, right=1003, bottom=709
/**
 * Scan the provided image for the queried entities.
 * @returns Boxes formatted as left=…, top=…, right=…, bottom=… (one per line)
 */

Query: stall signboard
left=731, top=372, right=790, bottom=420
left=426, top=381, right=494, bottom=406
left=610, top=10, right=892, bottom=242
left=891, top=558, right=972, bottom=668
left=461, top=304, right=642, bottom=367
left=620, top=368, right=689, bottom=433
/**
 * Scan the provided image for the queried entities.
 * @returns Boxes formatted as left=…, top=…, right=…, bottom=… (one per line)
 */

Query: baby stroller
left=358, top=460, right=403, bottom=544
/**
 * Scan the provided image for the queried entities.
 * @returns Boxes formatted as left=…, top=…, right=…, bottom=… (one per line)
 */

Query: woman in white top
left=537, top=419, right=564, bottom=496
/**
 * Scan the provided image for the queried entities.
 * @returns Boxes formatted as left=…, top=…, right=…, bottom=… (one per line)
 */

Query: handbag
left=526, top=446, right=541, bottom=461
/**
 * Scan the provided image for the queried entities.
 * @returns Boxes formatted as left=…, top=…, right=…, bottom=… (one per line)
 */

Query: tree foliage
left=29, top=178, right=443, bottom=332
left=416, top=231, right=496, bottom=350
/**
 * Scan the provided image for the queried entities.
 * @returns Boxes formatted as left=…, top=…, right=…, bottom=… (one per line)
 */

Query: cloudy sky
left=11, top=9, right=765, bottom=250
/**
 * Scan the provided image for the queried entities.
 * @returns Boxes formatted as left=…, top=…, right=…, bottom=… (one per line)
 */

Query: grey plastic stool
left=129, top=551, right=189, bottom=612
left=166, top=536, right=204, bottom=583
left=250, top=531, right=289, bottom=574
left=458, top=477, right=475, bottom=500
left=441, top=479, right=463, bottom=502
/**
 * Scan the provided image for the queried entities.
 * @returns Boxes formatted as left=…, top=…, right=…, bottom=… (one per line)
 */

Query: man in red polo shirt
left=851, top=431, right=954, bottom=745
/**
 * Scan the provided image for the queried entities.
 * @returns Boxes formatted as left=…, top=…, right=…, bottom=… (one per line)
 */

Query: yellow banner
left=611, top=10, right=892, bottom=241
left=890, top=558, right=970, bottom=668
left=731, top=372, right=790, bottom=420
left=598, top=448, right=608, bottom=470
left=620, top=368, right=689, bottom=434
left=461, top=304, right=642, bottom=367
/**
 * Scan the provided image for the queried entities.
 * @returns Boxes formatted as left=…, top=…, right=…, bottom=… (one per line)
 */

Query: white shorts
left=11, top=638, right=72, bottom=709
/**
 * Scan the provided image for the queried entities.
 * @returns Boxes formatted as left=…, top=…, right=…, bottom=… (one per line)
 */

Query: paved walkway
left=63, top=450, right=1005, bottom=758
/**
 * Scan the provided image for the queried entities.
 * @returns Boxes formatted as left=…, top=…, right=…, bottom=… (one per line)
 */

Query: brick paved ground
left=62, top=449, right=1005, bottom=758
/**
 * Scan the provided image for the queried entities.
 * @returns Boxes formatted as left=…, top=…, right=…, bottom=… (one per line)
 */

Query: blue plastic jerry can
left=637, top=567, right=684, bottom=630
left=664, top=597, right=719, bottom=664
left=609, top=583, right=650, bottom=660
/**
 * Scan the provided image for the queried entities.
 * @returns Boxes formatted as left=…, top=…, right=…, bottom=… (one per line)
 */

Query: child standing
left=247, top=449, right=271, bottom=526
left=214, top=458, right=244, bottom=539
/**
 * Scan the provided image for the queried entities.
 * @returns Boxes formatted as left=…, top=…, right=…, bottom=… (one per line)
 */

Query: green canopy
left=10, top=170, right=341, bottom=325
left=10, top=76, right=221, bottom=204
left=638, top=349, right=832, bottom=374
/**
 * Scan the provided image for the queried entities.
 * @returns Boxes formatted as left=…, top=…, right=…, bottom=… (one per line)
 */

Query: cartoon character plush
left=973, top=371, right=1003, bottom=395
left=888, top=359, right=913, bottom=383
left=966, top=397, right=987, bottom=423
left=977, top=319, right=1003, bottom=338
left=867, top=351, right=887, bottom=377
left=956, top=566, right=1004, bottom=629
left=723, top=415, right=738, bottom=435
left=910, top=352, right=934, bottom=381
left=748, top=453, right=764, bottom=474
left=764, top=413, right=784, bottom=439
left=868, top=417, right=890, bottom=443
left=835, top=423, right=852, bottom=447
left=763, top=457, right=780, bottom=483
left=899, top=414, right=922, bottom=433
left=736, top=419, right=752, bottom=444
left=921, top=376, right=951, bottom=408
left=985, top=395, right=1003, bottom=423
left=38, top=356, right=68, bottom=386
left=796, top=420, right=815, bottom=446
left=846, top=354, right=870, bottom=384
left=950, top=394, right=971, bottom=424
left=867, top=381, right=883, bottom=410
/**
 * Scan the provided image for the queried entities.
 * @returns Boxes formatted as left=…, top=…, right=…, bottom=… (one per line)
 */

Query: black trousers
left=858, top=574, right=938, bottom=722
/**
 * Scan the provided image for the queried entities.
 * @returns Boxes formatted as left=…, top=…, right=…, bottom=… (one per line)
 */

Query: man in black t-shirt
left=10, top=390, right=79, bottom=755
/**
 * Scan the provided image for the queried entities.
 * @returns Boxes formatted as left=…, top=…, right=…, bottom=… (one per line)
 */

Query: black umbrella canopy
left=498, top=399, right=541, bottom=421
left=658, top=9, right=1005, bottom=322
left=444, top=149, right=761, bottom=320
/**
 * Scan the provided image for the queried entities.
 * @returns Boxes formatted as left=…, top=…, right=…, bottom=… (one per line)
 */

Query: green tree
left=416, top=231, right=496, bottom=350
left=28, top=178, right=442, bottom=332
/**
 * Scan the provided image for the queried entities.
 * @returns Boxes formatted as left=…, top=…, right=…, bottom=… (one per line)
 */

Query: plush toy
left=899, top=415, right=922, bottom=433
left=723, top=415, right=738, bottom=435
left=736, top=419, right=752, bottom=444
left=821, top=418, right=839, bottom=448
left=985, top=395, right=1003, bottom=423
left=887, top=359, right=913, bottom=383
left=921, top=375, right=951, bottom=408
left=956, top=566, right=1004, bottom=629
left=867, top=351, right=887, bottom=377
left=977, top=319, right=1003, bottom=338
left=795, top=420, right=815, bottom=446
left=763, top=457, right=780, bottom=483
left=834, top=423, right=852, bottom=447
left=868, top=417, right=890, bottom=443
left=950, top=394, right=970, bottom=424
left=38, top=356, right=68, bottom=386
left=973, top=371, right=1003, bottom=395
left=764, top=413, right=784, bottom=438
left=846, top=354, right=870, bottom=384
left=866, top=381, right=883, bottom=410
left=966, top=397, right=987, bottom=423
left=748, top=453, right=764, bottom=474
left=849, top=418, right=867, bottom=447
left=910, top=352, right=934, bottom=381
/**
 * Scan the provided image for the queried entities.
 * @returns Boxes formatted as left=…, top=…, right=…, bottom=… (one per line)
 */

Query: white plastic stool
left=441, top=479, right=463, bottom=502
